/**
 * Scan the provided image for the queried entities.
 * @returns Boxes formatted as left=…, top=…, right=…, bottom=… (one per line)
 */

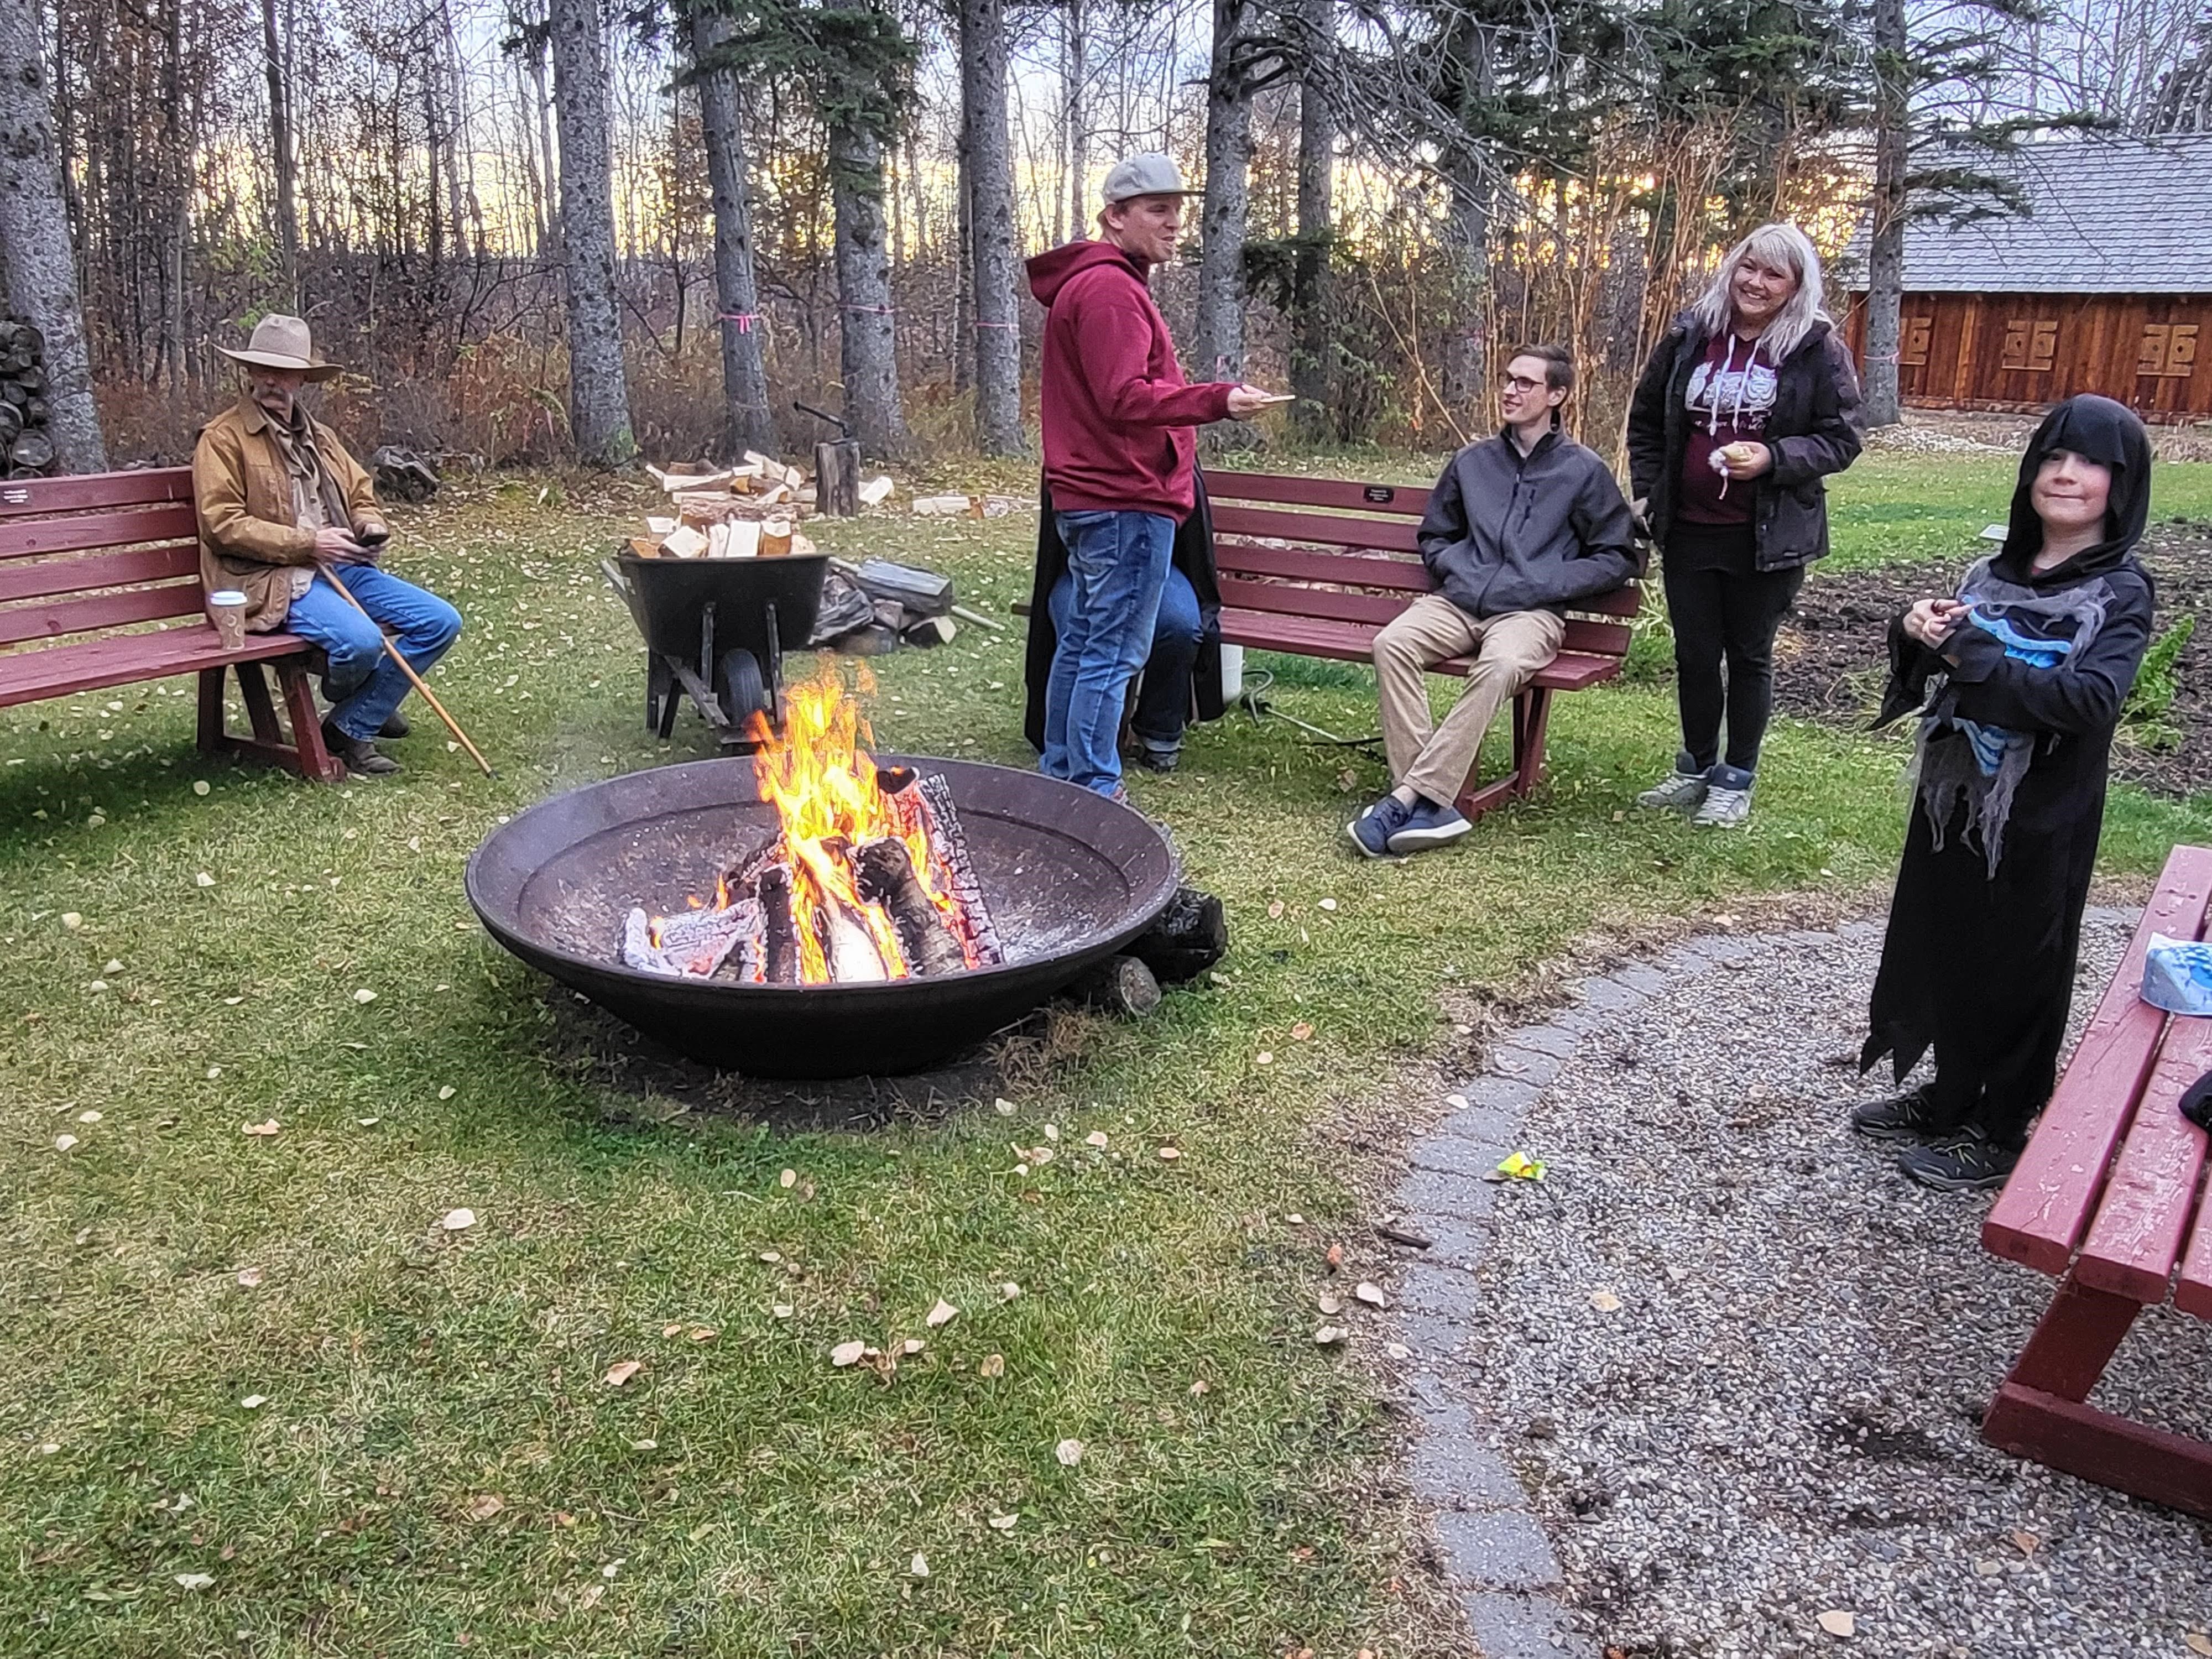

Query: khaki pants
left=1371, top=594, right=1564, bottom=807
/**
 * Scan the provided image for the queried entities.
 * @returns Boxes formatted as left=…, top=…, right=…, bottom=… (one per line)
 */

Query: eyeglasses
left=1501, top=375, right=1548, bottom=394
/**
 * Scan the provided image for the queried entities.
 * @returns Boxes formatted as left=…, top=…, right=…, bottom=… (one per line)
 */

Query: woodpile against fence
left=0, top=319, right=58, bottom=479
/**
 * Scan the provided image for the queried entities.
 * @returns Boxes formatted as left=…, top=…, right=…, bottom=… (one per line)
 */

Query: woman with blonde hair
left=1626, top=221, right=1865, bottom=826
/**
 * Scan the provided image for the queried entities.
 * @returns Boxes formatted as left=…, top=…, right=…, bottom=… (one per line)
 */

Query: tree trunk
left=952, top=134, right=973, bottom=394
left=1193, top=0, right=1255, bottom=448
left=1439, top=157, right=1491, bottom=421
left=1864, top=0, right=1908, bottom=429
left=1290, top=0, right=1333, bottom=442
left=547, top=0, right=636, bottom=466
left=960, top=0, right=1023, bottom=455
left=829, top=106, right=912, bottom=458
left=259, top=0, right=298, bottom=304
left=529, top=22, right=562, bottom=260
left=1063, top=0, right=1085, bottom=243
left=0, top=0, right=106, bottom=472
left=691, top=7, right=775, bottom=457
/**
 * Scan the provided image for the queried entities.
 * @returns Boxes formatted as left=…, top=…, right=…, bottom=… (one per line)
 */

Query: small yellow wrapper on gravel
left=1495, top=1150, right=1547, bottom=1181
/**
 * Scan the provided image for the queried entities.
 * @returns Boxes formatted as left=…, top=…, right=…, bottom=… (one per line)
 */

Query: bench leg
left=1981, top=1270, right=2212, bottom=1518
left=1453, top=686, right=1553, bottom=826
left=275, top=661, right=346, bottom=783
left=194, top=660, right=344, bottom=784
left=196, top=667, right=225, bottom=755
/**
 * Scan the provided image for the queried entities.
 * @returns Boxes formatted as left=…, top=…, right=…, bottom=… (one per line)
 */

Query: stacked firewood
left=0, top=319, right=55, bottom=479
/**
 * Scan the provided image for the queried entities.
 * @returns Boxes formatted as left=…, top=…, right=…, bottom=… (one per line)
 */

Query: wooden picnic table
left=1980, top=842, right=2212, bottom=1516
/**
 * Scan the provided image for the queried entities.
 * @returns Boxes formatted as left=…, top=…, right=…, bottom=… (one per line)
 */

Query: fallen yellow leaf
left=1589, top=1290, right=1623, bottom=1313
left=464, top=1494, right=505, bottom=1522
left=1291, top=1021, right=1314, bottom=1041
left=1817, top=1610, right=1855, bottom=1639
left=979, top=1353, right=1005, bottom=1377
left=925, top=1298, right=959, bottom=1328
left=603, top=1360, right=643, bottom=1387
left=831, top=1340, right=867, bottom=1368
left=241, top=1119, right=280, bottom=1138
left=1055, top=1438, right=1084, bottom=1466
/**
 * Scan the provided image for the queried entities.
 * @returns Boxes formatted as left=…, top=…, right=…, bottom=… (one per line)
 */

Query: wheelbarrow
left=601, top=550, right=830, bottom=747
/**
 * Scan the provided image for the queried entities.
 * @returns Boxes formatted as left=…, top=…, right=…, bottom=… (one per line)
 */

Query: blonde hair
left=1691, top=222, right=1829, bottom=362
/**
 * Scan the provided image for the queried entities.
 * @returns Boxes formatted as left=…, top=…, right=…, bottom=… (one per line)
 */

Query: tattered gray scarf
left=1914, top=556, right=2112, bottom=877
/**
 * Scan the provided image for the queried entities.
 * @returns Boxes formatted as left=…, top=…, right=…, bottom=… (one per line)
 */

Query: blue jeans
left=1041, top=509, right=1175, bottom=795
left=284, top=565, right=463, bottom=742
left=1048, top=564, right=1201, bottom=759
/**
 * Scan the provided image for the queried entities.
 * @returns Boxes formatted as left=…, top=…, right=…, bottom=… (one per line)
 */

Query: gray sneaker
left=1690, top=784, right=1752, bottom=827
left=1636, top=768, right=1708, bottom=812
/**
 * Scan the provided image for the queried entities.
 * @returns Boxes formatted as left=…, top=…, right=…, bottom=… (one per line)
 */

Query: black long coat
left=1021, top=472, right=1226, bottom=752
left=1861, top=396, right=2158, bottom=1146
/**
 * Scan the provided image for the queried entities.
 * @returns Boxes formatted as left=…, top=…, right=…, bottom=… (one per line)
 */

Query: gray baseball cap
left=1102, top=153, right=1202, bottom=206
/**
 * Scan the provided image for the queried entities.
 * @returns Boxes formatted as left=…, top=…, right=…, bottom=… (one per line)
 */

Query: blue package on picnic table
left=2141, top=933, right=2212, bottom=1016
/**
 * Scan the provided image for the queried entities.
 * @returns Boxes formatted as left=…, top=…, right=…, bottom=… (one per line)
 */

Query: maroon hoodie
left=1027, top=239, right=1235, bottom=518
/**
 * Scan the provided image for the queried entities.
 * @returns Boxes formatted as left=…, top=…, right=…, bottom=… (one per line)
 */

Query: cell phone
left=355, top=524, right=391, bottom=547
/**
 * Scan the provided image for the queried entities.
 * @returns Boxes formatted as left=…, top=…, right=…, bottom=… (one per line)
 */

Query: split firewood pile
left=0, top=319, right=58, bottom=479
left=624, top=452, right=985, bottom=653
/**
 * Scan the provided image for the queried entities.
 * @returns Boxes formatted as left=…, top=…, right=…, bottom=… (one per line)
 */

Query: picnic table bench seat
left=1202, top=469, right=1639, bottom=823
left=1979, top=841, right=2212, bottom=1516
left=0, top=467, right=343, bottom=781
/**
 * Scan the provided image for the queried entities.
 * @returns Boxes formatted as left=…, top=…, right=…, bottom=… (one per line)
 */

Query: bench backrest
left=0, top=467, right=204, bottom=651
left=1204, top=469, right=1639, bottom=661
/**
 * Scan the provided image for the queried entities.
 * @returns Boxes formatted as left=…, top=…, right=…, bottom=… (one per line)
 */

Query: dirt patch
left=1870, top=407, right=2212, bottom=462
left=1775, top=521, right=2212, bottom=797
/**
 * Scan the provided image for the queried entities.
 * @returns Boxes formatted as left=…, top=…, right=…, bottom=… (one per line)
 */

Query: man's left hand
left=1718, top=441, right=1773, bottom=480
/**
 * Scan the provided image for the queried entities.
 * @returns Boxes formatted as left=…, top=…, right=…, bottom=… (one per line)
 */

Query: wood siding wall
left=1844, top=293, right=2212, bottom=422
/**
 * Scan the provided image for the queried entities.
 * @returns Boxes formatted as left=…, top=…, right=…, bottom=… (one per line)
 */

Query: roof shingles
left=1850, top=135, right=2212, bottom=295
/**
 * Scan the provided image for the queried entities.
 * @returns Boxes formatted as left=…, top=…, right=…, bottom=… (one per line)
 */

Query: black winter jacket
left=1625, top=314, right=1865, bottom=571
left=1415, top=427, right=1641, bottom=619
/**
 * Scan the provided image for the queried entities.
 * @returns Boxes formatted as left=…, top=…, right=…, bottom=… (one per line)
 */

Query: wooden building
left=1843, top=137, right=2212, bottom=422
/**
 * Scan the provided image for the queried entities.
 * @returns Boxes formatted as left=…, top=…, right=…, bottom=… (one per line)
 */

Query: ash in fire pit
left=620, top=661, right=1004, bottom=985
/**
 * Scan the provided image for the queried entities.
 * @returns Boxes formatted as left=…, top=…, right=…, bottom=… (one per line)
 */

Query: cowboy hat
left=218, top=314, right=342, bottom=381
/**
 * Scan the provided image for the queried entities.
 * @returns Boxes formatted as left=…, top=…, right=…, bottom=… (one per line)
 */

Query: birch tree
left=547, top=0, right=637, bottom=465
left=959, top=0, right=1022, bottom=454
left=689, top=4, right=775, bottom=455
left=0, top=0, right=106, bottom=472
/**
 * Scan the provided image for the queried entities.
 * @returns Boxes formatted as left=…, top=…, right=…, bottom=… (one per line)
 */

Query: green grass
left=3, top=472, right=2209, bottom=1657
left=1826, top=449, right=2212, bottom=574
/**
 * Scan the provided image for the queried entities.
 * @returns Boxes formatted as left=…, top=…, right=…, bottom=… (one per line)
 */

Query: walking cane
left=315, top=561, right=497, bottom=779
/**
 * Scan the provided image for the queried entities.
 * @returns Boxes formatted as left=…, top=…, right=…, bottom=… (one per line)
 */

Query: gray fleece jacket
left=1415, top=427, right=1641, bottom=619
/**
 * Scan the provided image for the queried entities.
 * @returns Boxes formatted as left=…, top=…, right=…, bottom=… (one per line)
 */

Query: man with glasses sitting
left=1349, top=345, right=1640, bottom=856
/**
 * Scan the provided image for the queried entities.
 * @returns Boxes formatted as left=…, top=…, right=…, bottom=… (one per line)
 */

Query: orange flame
left=745, top=660, right=980, bottom=984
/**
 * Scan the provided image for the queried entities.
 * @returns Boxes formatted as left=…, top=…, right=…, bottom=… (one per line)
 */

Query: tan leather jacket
left=192, top=396, right=389, bottom=632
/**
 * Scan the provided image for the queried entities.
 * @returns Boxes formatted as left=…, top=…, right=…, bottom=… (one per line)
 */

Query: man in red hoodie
left=1026, top=153, right=1273, bottom=797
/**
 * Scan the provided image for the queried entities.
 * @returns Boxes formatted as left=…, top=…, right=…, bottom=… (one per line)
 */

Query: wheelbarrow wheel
left=715, top=647, right=769, bottom=735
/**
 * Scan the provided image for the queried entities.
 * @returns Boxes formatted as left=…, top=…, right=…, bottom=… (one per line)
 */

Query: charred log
left=852, top=836, right=968, bottom=976
left=880, top=769, right=1004, bottom=965
left=757, top=862, right=802, bottom=985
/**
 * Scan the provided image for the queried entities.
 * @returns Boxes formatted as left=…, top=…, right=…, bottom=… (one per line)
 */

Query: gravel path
left=1391, top=911, right=2212, bottom=1659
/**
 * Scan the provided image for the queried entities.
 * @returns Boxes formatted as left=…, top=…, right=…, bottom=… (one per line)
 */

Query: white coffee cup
left=207, top=588, right=248, bottom=651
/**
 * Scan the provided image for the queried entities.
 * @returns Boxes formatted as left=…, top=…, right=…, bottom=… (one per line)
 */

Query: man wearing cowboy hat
left=194, top=314, right=462, bottom=776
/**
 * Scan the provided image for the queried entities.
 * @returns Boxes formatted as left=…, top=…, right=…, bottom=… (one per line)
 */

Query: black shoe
left=379, top=710, right=410, bottom=739
left=1850, top=1085, right=1952, bottom=1144
left=1897, top=1132, right=2019, bottom=1192
left=322, top=719, right=400, bottom=776
left=1131, top=745, right=1178, bottom=773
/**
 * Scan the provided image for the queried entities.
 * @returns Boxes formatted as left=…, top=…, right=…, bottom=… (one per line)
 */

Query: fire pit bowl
left=465, top=755, right=1181, bottom=1077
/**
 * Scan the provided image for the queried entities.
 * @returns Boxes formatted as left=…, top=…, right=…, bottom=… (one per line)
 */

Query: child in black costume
left=1856, top=395, right=2158, bottom=1190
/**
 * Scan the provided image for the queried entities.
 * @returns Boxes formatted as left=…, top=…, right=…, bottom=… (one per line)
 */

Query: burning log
left=852, top=837, right=970, bottom=976
left=757, top=863, right=802, bottom=985
left=877, top=766, right=1005, bottom=967
left=816, top=893, right=891, bottom=982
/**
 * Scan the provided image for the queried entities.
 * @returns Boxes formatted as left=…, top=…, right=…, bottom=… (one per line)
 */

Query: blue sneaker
left=1347, top=794, right=1415, bottom=857
left=1386, top=797, right=1472, bottom=853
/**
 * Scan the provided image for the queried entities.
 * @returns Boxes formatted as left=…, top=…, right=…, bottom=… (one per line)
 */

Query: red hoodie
left=1027, top=240, right=1235, bottom=518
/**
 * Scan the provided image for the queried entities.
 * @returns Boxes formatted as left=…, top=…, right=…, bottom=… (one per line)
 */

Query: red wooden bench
left=1204, top=469, right=1640, bottom=822
left=1980, top=841, right=2212, bottom=1516
left=0, top=467, right=342, bottom=781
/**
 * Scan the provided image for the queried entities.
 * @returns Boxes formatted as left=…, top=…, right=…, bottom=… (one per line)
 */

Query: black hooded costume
left=1021, top=472, right=1226, bottom=753
left=1860, top=395, right=2158, bottom=1149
